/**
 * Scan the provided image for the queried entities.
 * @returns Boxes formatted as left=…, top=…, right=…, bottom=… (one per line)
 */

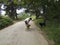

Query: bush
left=43, top=21, right=60, bottom=45
left=17, top=13, right=29, bottom=20
left=35, top=18, right=44, bottom=27
left=0, top=16, right=13, bottom=30
left=35, top=19, right=60, bottom=45
left=30, top=15, right=36, bottom=20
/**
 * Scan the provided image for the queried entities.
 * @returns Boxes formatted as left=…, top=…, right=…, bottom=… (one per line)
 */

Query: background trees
left=0, top=0, right=60, bottom=21
left=20, top=0, right=60, bottom=21
left=0, top=0, right=18, bottom=19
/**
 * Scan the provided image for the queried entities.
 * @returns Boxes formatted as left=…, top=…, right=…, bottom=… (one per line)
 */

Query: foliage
left=17, top=13, right=29, bottom=20
left=30, top=15, right=36, bottom=20
left=0, top=0, right=60, bottom=20
left=35, top=17, right=44, bottom=27
left=0, top=0, right=8, bottom=4
left=35, top=18, right=60, bottom=45
left=21, top=0, right=60, bottom=20
left=6, top=1, right=18, bottom=19
left=0, top=16, right=13, bottom=30
left=43, top=21, right=60, bottom=45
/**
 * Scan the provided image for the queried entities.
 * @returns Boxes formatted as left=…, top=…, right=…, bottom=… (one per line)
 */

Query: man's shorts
left=25, top=21, right=28, bottom=24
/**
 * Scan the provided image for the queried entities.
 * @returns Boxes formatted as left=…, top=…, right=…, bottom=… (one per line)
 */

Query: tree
left=0, top=0, right=60, bottom=20
left=20, top=0, right=60, bottom=21
left=6, top=1, right=18, bottom=19
left=20, top=0, right=48, bottom=19
left=0, top=0, right=18, bottom=19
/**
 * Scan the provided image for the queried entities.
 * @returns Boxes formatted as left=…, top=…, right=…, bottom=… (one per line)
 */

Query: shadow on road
left=25, top=28, right=35, bottom=32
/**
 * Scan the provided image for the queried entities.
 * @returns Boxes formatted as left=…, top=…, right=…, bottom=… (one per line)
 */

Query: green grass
left=35, top=19, right=60, bottom=45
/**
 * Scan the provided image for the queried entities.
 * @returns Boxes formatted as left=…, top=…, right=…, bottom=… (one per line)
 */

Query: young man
left=24, top=18, right=32, bottom=29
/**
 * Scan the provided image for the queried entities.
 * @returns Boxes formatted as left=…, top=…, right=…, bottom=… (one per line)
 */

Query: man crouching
left=24, top=18, right=32, bottom=29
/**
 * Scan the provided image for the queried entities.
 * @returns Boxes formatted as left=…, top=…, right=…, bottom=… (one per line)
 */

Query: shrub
left=17, top=13, right=29, bottom=20
left=0, top=16, right=13, bottom=30
left=35, top=19, right=60, bottom=45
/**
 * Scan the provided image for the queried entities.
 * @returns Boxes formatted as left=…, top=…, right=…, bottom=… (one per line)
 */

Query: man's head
left=29, top=18, right=32, bottom=20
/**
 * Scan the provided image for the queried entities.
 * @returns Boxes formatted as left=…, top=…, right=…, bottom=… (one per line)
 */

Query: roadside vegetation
left=35, top=16, right=60, bottom=45
left=0, top=16, right=13, bottom=30
left=0, top=13, right=29, bottom=30
left=17, top=13, right=29, bottom=20
left=0, top=0, right=60, bottom=45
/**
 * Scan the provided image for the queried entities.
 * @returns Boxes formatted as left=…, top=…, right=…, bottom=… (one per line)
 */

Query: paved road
left=0, top=21, right=49, bottom=45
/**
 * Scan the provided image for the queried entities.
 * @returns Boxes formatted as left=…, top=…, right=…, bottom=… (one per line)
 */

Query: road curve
left=0, top=21, right=49, bottom=45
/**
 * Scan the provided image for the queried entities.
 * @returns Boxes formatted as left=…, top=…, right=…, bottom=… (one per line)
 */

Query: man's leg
left=27, top=24, right=31, bottom=29
left=25, top=21, right=30, bottom=29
